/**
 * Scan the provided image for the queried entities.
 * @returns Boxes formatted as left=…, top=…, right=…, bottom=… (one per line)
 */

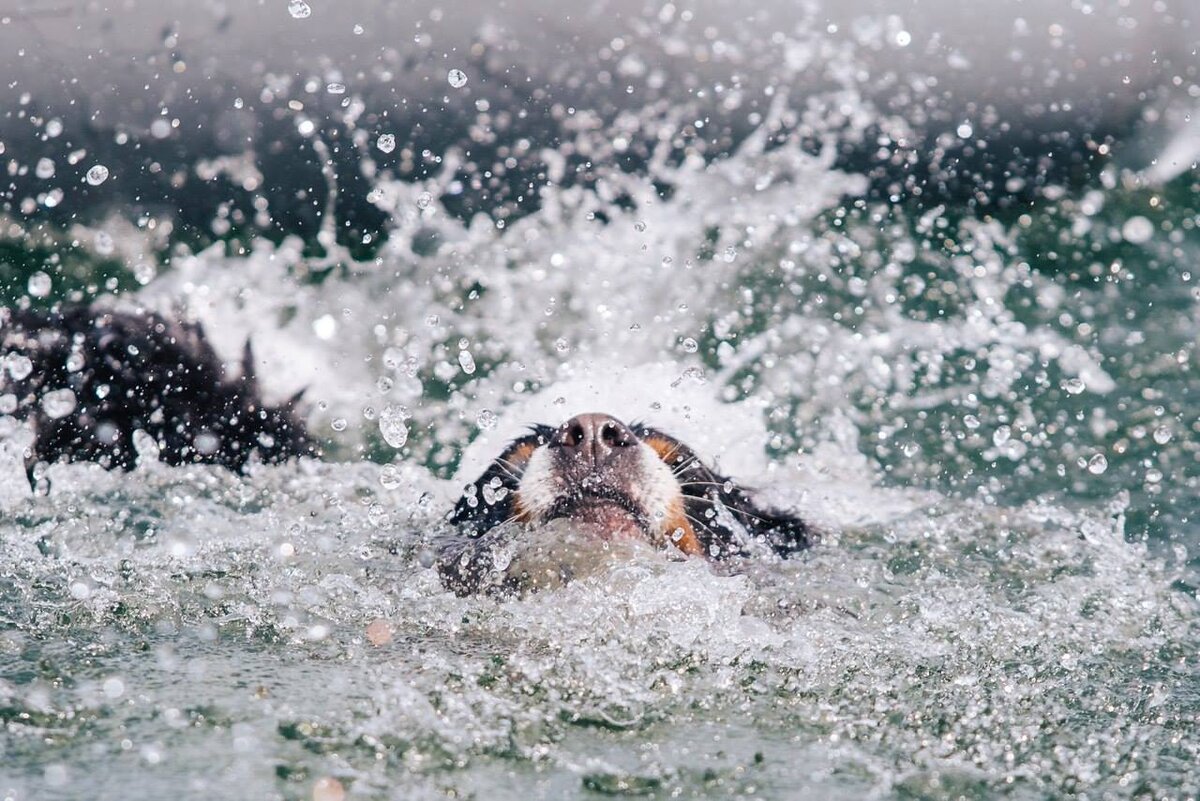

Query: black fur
left=1, top=304, right=315, bottom=486
left=448, top=425, right=553, bottom=535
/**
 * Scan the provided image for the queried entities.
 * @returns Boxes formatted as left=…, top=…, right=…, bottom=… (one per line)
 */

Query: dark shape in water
left=1, top=304, right=315, bottom=488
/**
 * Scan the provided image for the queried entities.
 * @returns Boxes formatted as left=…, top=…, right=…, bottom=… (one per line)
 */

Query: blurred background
left=1, top=0, right=1197, bottom=528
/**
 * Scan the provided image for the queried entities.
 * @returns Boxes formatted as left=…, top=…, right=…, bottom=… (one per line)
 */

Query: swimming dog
left=440, top=412, right=812, bottom=594
left=1, top=305, right=314, bottom=486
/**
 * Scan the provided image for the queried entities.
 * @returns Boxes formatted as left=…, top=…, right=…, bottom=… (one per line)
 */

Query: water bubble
left=379, top=405, right=409, bottom=448
left=992, top=425, right=1011, bottom=446
left=0, top=394, right=16, bottom=414
left=956, top=122, right=974, bottom=139
left=85, top=164, right=109, bottom=185
left=1086, top=453, right=1108, bottom=475
left=326, top=82, right=346, bottom=95
left=41, top=388, right=76, bottom=419
left=1145, top=467, right=1163, bottom=484
left=476, top=409, right=498, bottom=430
left=102, top=677, right=125, bottom=699
left=963, top=414, right=980, bottom=430
left=458, top=349, right=476, bottom=374
left=35, top=157, right=55, bottom=179
left=379, top=463, right=402, bottom=489
left=6, top=354, right=33, bottom=380
left=1121, top=216, right=1154, bottom=244
left=27, top=271, right=51, bottom=298
left=69, top=580, right=91, bottom=600
left=554, top=338, right=570, bottom=353
left=416, top=191, right=433, bottom=209
left=376, top=376, right=394, bottom=394
left=366, top=503, right=390, bottom=528
left=94, top=231, right=114, bottom=255
left=1152, top=426, right=1172, bottom=445
left=287, top=0, right=311, bottom=19
left=330, top=418, right=348, bottom=432
left=1063, top=377, right=1086, bottom=395
left=634, top=220, right=647, bottom=232
left=193, top=431, right=220, bottom=455
left=376, top=133, right=396, bottom=154
left=447, top=68, right=468, bottom=88
left=312, top=314, right=336, bottom=340
left=352, top=24, right=364, bottom=35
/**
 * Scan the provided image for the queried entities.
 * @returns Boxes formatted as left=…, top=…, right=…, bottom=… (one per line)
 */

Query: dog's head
left=442, top=412, right=811, bottom=593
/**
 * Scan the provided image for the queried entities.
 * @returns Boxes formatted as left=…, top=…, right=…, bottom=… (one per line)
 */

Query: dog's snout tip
left=550, top=413, right=634, bottom=461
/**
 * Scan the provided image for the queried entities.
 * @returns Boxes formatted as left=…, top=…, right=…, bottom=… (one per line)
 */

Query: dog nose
left=551, top=413, right=634, bottom=465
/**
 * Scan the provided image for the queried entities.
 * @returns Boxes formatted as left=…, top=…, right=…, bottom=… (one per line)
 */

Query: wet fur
left=1, top=304, right=315, bottom=485
left=444, top=422, right=813, bottom=594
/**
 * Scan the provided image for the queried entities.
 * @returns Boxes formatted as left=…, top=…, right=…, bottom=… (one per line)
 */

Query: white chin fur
left=514, top=441, right=684, bottom=541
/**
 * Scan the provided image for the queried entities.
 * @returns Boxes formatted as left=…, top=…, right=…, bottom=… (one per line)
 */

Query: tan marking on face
left=642, top=434, right=684, bottom=466
left=503, top=440, right=537, bottom=469
left=662, top=500, right=705, bottom=556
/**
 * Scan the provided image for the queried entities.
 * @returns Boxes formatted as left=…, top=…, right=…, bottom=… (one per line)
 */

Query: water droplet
left=41, top=388, right=76, bottom=419
left=447, top=68, right=468, bottom=88
left=1087, top=453, right=1108, bottom=475
left=27, top=271, right=51, bottom=298
left=85, top=164, right=109, bottom=185
left=1152, top=426, right=1172, bottom=445
left=379, top=464, right=402, bottom=489
left=133, top=262, right=156, bottom=286
left=458, top=349, right=476, bottom=374
left=312, top=314, right=336, bottom=340
left=1121, top=215, right=1154, bottom=244
left=379, top=405, right=409, bottom=448
left=376, top=133, right=396, bottom=153
left=416, top=191, right=433, bottom=209
left=193, top=431, right=220, bottom=455
left=1063, top=377, right=1086, bottom=395
left=476, top=409, right=497, bottom=430
left=287, top=0, right=311, bottom=19
left=680, top=337, right=698, bottom=353
left=330, top=417, right=348, bottom=432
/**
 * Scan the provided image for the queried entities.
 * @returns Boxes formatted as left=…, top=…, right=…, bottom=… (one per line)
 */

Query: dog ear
left=635, top=424, right=813, bottom=557
left=449, top=426, right=552, bottom=535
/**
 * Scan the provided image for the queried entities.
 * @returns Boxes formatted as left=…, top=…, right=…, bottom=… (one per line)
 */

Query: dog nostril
left=563, top=422, right=585, bottom=447
left=600, top=422, right=628, bottom=447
